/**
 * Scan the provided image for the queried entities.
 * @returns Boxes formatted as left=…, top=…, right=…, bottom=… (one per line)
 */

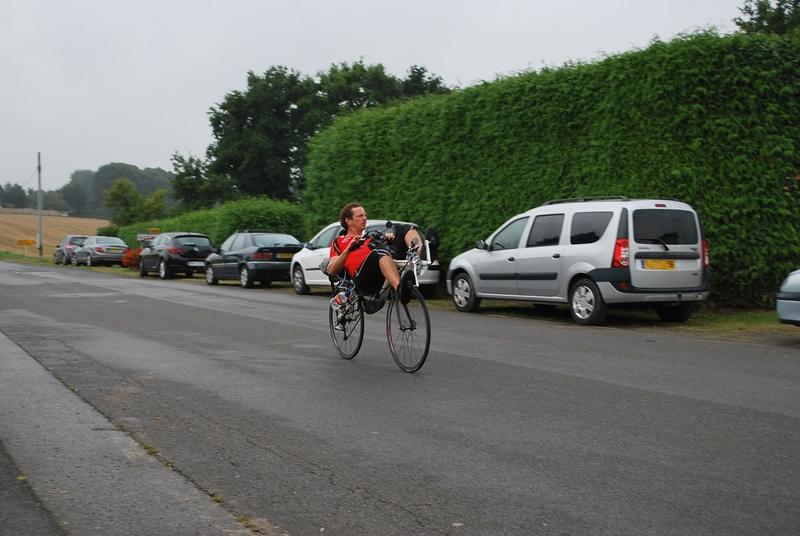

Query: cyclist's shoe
left=399, top=271, right=415, bottom=305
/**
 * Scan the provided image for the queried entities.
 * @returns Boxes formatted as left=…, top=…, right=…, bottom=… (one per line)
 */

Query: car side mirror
left=475, top=239, right=487, bottom=250
left=302, top=242, right=313, bottom=249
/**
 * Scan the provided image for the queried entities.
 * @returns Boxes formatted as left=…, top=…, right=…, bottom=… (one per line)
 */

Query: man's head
left=339, top=202, right=367, bottom=233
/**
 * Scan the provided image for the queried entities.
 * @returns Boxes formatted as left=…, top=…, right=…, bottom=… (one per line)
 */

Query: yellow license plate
left=276, top=253, right=293, bottom=259
left=643, top=259, right=675, bottom=270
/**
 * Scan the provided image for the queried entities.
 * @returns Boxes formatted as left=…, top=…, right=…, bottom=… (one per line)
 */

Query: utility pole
left=37, top=152, right=43, bottom=258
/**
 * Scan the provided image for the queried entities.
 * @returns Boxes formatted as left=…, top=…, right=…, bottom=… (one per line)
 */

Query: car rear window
left=175, top=236, right=211, bottom=246
left=69, top=236, right=87, bottom=245
left=633, top=210, right=698, bottom=245
left=570, top=212, right=613, bottom=245
left=253, top=234, right=300, bottom=247
left=96, top=237, right=126, bottom=245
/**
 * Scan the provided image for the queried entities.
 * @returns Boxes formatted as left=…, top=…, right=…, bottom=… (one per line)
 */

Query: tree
left=140, top=189, right=168, bottom=221
left=104, top=178, right=142, bottom=226
left=171, top=152, right=235, bottom=210
left=206, top=61, right=451, bottom=201
left=60, top=181, right=87, bottom=214
left=735, top=0, right=800, bottom=34
left=1, top=183, right=27, bottom=207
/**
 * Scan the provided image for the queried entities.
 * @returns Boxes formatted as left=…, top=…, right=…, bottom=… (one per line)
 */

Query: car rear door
left=629, top=205, right=704, bottom=289
left=515, top=214, right=565, bottom=297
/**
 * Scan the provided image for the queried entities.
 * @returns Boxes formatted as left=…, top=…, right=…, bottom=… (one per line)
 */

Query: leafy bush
left=304, top=31, right=800, bottom=306
left=116, top=197, right=306, bottom=247
left=97, top=225, right=120, bottom=237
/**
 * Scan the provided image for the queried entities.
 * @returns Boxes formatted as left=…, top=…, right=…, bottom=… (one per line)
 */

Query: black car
left=205, top=231, right=303, bottom=288
left=139, top=232, right=213, bottom=279
left=53, top=235, right=87, bottom=264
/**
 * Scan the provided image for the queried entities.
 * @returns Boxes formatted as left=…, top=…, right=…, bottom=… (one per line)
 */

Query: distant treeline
left=0, top=163, right=174, bottom=218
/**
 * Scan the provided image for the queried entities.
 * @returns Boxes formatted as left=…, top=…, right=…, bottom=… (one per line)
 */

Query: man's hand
left=347, top=236, right=366, bottom=251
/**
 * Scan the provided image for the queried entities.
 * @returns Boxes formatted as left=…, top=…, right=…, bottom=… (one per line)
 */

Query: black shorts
left=353, top=224, right=415, bottom=294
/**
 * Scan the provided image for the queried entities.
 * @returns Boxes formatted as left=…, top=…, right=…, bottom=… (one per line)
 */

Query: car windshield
left=252, top=234, right=300, bottom=247
left=633, top=210, right=698, bottom=245
left=96, top=237, right=126, bottom=246
left=175, top=236, right=211, bottom=246
left=69, top=236, right=87, bottom=245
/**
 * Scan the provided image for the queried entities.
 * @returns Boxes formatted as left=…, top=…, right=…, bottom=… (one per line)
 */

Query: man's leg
left=378, top=255, right=401, bottom=290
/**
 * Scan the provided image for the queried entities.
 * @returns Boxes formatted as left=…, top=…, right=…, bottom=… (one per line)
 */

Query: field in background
left=0, top=213, right=109, bottom=258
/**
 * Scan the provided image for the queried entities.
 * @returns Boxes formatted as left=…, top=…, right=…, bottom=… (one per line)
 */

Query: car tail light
left=167, top=246, right=182, bottom=254
left=95, top=246, right=105, bottom=253
left=253, top=251, right=274, bottom=260
left=612, top=238, right=629, bottom=268
left=702, top=239, right=709, bottom=268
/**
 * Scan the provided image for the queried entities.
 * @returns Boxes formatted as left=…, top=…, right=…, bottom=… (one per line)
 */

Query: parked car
left=139, top=232, right=213, bottom=279
left=205, top=230, right=303, bottom=288
left=53, top=235, right=87, bottom=264
left=290, top=220, right=441, bottom=296
left=447, top=197, right=709, bottom=325
left=72, top=236, right=129, bottom=266
left=777, top=269, right=800, bottom=326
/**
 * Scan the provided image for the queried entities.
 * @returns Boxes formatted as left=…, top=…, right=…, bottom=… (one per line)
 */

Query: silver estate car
left=447, top=197, right=709, bottom=325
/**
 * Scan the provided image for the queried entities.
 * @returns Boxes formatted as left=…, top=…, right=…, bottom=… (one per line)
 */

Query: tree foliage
left=104, top=178, right=167, bottom=226
left=171, top=153, right=234, bottom=210
left=202, top=61, right=451, bottom=203
left=735, top=0, right=800, bottom=34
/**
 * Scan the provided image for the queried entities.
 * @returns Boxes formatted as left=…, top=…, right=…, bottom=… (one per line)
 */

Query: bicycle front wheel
left=386, top=287, right=430, bottom=373
left=329, top=298, right=365, bottom=360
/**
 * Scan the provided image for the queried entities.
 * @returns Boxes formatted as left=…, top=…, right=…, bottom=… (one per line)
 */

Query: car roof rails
left=543, top=196, right=630, bottom=205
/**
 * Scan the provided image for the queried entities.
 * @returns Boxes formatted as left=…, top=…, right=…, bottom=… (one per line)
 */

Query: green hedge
left=303, top=31, right=800, bottom=306
left=117, top=197, right=305, bottom=247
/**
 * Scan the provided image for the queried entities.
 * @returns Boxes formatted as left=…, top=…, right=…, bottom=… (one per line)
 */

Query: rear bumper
left=247, top=261, right=291, bottom=280
left=168, top=259, right=207, bottom=272
left=93, top=253, right=125, bottom=264
left=591, top=267, right=709, bottom=304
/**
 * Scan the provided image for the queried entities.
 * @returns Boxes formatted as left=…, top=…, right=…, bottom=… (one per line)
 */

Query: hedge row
left=117, top=197, right=305, bottom=247
left=303, top=31, right=800, bottom=306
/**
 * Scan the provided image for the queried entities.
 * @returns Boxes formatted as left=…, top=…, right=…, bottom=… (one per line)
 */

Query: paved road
left=1, top=261, right=798, bottom=536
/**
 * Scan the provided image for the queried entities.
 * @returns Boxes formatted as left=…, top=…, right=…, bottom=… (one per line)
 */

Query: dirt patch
left=0, top=213, right=109, bottom=258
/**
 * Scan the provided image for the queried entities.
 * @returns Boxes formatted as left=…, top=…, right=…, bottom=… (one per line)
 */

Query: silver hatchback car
left=447, top=197, right=709, bottom=325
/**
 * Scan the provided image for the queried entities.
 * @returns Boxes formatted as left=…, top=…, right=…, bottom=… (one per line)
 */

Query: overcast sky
left=0, top=0, right=744, bottom=191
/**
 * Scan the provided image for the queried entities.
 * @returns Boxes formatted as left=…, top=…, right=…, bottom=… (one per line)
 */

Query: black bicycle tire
left=329, top=297, right=364, bottom=360
left=386, top=287, right=430, bottom=373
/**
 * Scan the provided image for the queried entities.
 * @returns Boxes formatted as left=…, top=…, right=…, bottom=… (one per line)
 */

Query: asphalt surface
left=0, top=260, right=798, bottom=536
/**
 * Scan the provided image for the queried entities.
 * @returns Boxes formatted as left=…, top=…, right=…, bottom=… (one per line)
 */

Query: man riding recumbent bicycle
left=322, top=202, right=433, bottom=373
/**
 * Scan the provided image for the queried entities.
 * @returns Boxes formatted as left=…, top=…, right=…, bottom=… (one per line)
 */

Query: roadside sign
left=16, top=239, right=36, bottom=246
left=137, top=234, right=156, bottom=243
left=148, top=227, right=160, bottom=234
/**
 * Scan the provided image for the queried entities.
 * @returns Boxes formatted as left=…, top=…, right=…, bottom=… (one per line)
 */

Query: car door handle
left=507, top=257, right=515, bottom=262
left=552, top=253, right=561, bottom=258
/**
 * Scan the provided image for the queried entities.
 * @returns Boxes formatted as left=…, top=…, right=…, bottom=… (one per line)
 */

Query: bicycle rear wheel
left=329, top=298, right=364, bottom=359
left=386, top=287, right=430, bottom=373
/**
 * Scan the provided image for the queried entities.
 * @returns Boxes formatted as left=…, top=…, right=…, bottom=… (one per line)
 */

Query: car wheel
left=656, top=303, right=694, bottom=322
left=240, top=266, right=254, bottom=288
left=569, top=277, right=607, bottom=325
left=159, top=259, right=172, bottom=280
left=71, top=255, right=79, bottom=266
left=139, top=259, right=148, bottom=277
left=452, top=272, right=480, bottom=312
left=205, top=265, right=218, bottom=285
left=86, top=255, right=93, bottom=267
left=292, top=264, right=309, bottom=295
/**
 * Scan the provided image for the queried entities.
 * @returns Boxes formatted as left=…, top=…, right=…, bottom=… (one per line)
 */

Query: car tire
left=139, top=260, right=148, bottom=277
left=240, top=266, right=254, bottom=288
left=159, top=259, right=172, bottom=280
left=86, top=255, right=93, bottom=267
left=71, top=255, right=79, bottom=266
left=452, top=272, right=480, bottom=312
left=292, top=264, right=309, bottom=295
left=656, top=303, right=694, bottom=322
left=205, top=266, right=218, bottom=285
left=569, top=277, right=607, bottom=325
